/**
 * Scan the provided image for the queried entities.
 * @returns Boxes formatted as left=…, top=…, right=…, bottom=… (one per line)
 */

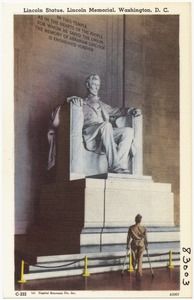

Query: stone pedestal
left=84, top=174, right=174, bottom=227
left=80, top=174, right=175, bottom=253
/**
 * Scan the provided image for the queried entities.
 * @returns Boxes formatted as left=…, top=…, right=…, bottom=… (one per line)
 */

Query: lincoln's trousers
left=99, top=121, right=134, bottom=170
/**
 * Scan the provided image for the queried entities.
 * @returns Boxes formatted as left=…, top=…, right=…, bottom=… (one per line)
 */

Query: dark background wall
left=124, top=16, right=179, bottom=224
left=14, top=15, right=179, bottom=234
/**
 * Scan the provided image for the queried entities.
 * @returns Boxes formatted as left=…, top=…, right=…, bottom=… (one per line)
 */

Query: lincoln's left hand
left=132, top=108, right=141, bottom=117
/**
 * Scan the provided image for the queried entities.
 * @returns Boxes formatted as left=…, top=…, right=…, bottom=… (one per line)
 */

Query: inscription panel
left=35, top=15, right=105, bottom=52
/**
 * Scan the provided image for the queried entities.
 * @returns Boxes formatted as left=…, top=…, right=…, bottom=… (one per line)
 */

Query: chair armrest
left=69, top=102, right=84, bottom=175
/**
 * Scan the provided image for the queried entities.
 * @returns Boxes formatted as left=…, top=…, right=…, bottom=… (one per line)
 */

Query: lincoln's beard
left=87, top=92, right=100, bottom=101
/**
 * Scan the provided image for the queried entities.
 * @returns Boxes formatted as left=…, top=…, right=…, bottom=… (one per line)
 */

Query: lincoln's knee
left=100, top=121, right=113, bottom=134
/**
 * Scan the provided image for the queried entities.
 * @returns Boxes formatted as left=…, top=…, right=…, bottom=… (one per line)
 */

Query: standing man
left=67, top=74, right=141, bottom=174
left=127, top=214, right=148, bottom=278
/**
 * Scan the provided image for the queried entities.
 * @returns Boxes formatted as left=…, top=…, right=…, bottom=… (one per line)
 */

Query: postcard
left=2, top=1, right=192, bottom=299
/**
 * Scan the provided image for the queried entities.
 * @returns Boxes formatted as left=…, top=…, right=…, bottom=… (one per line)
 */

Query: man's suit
left=127, top=223, right=148, bottom=276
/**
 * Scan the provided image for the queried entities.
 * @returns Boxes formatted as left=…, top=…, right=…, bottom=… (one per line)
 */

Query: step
left=23, top=249, right=180, bottom=281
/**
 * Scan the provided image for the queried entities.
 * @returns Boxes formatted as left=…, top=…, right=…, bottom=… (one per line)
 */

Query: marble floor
left=16, top=267, right=180, bottom=292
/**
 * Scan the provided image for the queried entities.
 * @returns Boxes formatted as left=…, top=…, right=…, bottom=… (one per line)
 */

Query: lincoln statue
left=63, top=74, right=141, bottom=174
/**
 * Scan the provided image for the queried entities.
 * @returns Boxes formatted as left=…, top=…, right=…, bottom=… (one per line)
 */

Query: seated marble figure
left=47, top=74, right=142, bottom=175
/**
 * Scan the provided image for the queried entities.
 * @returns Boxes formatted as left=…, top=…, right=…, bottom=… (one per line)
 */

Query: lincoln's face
left=88, top=79, right=100, bottom=97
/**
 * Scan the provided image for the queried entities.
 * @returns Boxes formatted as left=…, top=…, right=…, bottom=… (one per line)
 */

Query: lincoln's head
left=85, top=74, right=101, bottom=97
left=135, top=214, right=142, bottom=224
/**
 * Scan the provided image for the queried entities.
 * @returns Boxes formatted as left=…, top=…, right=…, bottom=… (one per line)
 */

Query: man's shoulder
left=130, top=224, right=146, bottom=230
left=129, top=224, right=135, bottom=230
left=140, top=224, right=147, bottom=231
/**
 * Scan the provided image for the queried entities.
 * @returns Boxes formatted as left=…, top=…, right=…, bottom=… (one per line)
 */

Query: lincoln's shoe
left=109, top=166, right=131, bottom=174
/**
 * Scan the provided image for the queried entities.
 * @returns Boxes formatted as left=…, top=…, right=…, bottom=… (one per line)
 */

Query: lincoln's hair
left=86, top=74, right=100, bottom=87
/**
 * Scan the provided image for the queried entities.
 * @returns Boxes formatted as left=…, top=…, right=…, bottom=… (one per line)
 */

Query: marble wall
left=124, top=16, right=179, bottom=224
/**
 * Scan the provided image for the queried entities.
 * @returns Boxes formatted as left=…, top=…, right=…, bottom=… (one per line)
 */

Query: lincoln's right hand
left=67, top=96, right=83, bottom=107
